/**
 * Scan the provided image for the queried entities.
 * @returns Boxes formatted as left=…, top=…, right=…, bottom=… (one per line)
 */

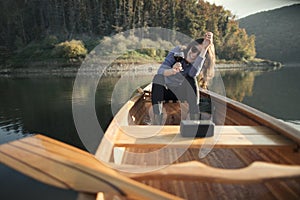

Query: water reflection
left=0, top=78, right=84, bottom=148
left=220, top=70, right=261, bottom=101
left=0, top=75, right=154, bottom=147
left=243, top=65, right=300, bottom=120
left=1, top=66, right=299, bottom=145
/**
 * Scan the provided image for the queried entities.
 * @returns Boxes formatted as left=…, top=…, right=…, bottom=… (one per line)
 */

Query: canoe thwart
left=112, top=125, right=296, bottom=149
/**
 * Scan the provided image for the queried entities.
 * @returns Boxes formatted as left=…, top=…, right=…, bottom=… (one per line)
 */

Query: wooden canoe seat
left=1, top=134, right=299, bottom=188
left=112, top=125, right=296, bottom=149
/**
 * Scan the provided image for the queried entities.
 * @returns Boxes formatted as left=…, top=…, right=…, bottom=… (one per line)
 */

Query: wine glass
left=174, top=51, right=184, bottom=71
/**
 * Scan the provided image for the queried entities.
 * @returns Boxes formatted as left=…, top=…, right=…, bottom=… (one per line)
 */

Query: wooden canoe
left=96, top=84, right=300, bottom=199
left=0, top=84, right=300, bottom=200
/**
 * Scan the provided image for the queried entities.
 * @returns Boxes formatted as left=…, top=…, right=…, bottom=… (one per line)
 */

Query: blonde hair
left=182, top=38, right=216, bottom=89
left=198, top=44, right=215, bottom=89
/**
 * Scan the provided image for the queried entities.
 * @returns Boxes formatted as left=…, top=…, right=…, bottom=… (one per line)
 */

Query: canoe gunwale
left=204, top=90, right=300, bottom=146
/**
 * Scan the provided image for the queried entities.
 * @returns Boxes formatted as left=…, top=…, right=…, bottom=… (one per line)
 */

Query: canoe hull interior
left=99, top=88, right=300, bottom=199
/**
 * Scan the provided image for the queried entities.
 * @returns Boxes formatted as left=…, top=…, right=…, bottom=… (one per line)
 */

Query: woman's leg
left=185, top=77, right=200, bottom=119
left=151, top=74, right=165, bottom=115
left=151, top=74, right=165, bottom=124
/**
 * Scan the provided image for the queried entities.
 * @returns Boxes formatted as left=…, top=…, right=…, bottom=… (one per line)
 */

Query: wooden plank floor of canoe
left=120, top=147, right=300, bottom=199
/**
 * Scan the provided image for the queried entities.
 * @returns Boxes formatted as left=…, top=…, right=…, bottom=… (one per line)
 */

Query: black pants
left=151, top=74, right=199, bottom=115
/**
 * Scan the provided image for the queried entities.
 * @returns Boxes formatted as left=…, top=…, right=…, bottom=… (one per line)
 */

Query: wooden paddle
left=118, top=161, right=300, bottom=183
left=0, top=134, right=181, bottom=200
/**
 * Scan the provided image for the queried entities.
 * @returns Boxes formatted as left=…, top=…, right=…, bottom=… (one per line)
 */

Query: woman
left=151, top=32, right=215, bottom=125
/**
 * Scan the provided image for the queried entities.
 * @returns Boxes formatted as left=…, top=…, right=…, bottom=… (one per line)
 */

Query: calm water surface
left=0, top=64, right=299, bottom=199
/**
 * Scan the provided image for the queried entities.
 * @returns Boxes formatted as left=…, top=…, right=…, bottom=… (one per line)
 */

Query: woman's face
left=186, top=44, right=202, bottom=63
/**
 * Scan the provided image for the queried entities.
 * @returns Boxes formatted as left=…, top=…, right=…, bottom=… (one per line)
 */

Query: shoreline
left=0, top=60, right=282, bottom=78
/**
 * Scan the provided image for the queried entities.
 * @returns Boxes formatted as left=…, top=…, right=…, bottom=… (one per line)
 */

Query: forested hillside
left=0, top=0, right=256, bottom=67
left=239, top=4, right=300, bottom=64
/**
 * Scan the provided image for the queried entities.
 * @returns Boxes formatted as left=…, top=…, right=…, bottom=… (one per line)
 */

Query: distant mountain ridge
left=239, top=4, right=300, bottom=64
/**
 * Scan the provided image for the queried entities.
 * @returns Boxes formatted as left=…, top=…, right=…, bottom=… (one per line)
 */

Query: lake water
left=0, top=64, right=300, bottom=199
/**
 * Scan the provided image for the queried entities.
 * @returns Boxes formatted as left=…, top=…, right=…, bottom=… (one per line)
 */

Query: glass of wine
left=174, top=51, right=184, bottom=71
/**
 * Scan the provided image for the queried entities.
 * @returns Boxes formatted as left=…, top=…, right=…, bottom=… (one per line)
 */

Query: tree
left=0, top=0, right=256, bottom=62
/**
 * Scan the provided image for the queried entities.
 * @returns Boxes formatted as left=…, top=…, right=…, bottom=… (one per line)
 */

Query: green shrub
left=156, top=49, right=167, bottom=58
left=54, top=40, right=87, bottom=59
left=137, top=48, right=156, bottom=57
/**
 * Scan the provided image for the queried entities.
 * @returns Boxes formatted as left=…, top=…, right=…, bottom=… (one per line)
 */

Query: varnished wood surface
left=96, top=86, right=300, bottom=199
left=119, top=147, right=300, bottom=199
left=122, top=161, right=300, bottom=183
left=0, top=134, right=181, bottom=200
left=2, top=134, right=299, bottom=200
left=113, top=125, right=296, bottom=149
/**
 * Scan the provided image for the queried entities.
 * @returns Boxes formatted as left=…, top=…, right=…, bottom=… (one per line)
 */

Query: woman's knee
left=152, top=74, right=165, bottom=85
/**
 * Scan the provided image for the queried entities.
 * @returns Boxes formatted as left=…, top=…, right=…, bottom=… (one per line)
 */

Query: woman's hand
left=172, top=62, right=182, bottom=73
left=202, top=32, right=213, bottom=49
left=163, top=62, right=182, bottom=76
left=198, top=32, right=213, bottom=58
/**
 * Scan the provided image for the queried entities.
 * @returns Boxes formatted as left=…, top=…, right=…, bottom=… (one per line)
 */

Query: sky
left=204, top=0, right=300, bottom=18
